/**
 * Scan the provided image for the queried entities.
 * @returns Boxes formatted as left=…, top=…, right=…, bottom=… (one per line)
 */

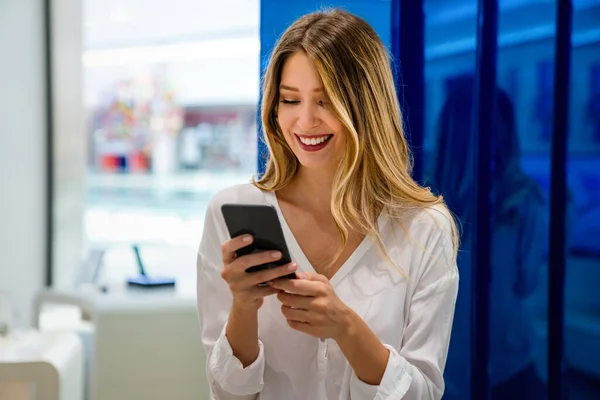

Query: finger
left=281, top=305, right=312, bottom=323
left=247, top=263, right=298, bottom=286
left=221, top=235, right=254, bottom=263
left=271, top=278, right=325, bottom=296
left=246, top=285, right=280, bottom=299
left=287, top=319, right=323, bottom=339
left=276, top=291, right=313, bottom=309
left=287, top=319, right=311, bottom=334
left=302, top=271, right=330, bottom=284
left=231, top=250, right=283, bottom=274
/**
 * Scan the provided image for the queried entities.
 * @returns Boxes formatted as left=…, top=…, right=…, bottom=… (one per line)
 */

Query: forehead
left=279, top=52, right=323, bottom=91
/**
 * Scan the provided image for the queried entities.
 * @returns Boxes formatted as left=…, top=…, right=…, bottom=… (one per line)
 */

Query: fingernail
left=296, top=271, right=306, bottom=279
left=287, top=263, right=297, bottom=271
left=242, top=235, right=252, bottom=243
left=271, top=251, right=282, bottom=259
left=264, top=281, right=273, bottom=286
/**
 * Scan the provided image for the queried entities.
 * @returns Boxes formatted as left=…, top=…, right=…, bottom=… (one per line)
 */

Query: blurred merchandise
left=179, top=106, right=257, bottom=172
left=89, top=74, right=183, bottom=175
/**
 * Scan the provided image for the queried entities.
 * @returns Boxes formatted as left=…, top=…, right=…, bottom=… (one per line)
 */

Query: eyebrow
left=279, top=84, right=323, bottom=92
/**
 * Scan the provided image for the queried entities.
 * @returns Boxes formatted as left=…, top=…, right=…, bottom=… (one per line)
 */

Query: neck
left=286, top=166, right=336, bottom=212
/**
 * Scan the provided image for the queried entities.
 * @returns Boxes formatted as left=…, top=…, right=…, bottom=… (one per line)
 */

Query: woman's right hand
left=221, top=234, right=298, bottom=313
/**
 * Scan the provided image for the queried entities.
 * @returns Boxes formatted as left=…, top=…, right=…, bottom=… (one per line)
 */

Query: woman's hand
left=272, top=272, right=352, bottom=340
left=221, top=234, right=298, bottom=313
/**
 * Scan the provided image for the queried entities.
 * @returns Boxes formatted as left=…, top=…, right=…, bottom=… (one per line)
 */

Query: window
left=53, top=0, right=260, bottom=294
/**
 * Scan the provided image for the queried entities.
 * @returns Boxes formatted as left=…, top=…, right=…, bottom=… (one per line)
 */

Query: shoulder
left=397, top=204, right=456, bottom=247
left=204, top=182, right=269, bottom=233
left=207, top=183, right=268, bottom=212
left=385, top=204, right=458, bottom=284
left=199, top=183, right=268, bottom=260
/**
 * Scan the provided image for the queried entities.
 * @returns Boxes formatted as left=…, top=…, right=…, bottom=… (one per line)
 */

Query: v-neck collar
left=264, top=190, right=389, bottom=287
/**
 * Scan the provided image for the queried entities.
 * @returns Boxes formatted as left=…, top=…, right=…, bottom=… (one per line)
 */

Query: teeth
left=299, top=135, right=330, bottom=146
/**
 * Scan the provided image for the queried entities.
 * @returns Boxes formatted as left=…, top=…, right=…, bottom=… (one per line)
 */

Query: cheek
left=331, top=124, right=347, bottom=146
left=277, top=117, right=298, bottom=147
left=277, top=114, right=293, bottom=134
left=323, top=114, right=345, bottom=137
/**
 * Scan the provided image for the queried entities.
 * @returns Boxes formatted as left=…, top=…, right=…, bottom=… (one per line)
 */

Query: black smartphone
left=221, top=204, right=296, bottom=279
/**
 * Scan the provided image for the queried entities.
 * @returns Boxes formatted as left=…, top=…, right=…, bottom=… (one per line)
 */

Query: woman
left=197, top=9, right=459, bottom=400
left=430, top=79, right=548, bottom=399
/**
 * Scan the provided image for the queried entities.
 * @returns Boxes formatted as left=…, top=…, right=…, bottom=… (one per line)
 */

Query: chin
left=294, top=151, right=342, bottom=172
left=296, top=158, right=331, bottom=170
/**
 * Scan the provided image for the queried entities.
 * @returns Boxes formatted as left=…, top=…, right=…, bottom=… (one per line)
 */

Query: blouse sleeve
left=350, top=210, right=459, bottom=400
left=196, top=200, right=266, bottom=399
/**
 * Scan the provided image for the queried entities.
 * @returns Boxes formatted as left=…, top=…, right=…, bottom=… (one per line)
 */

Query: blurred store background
left=79, top=0, right=260, bottom=294
left=0, top=0, right=598, bottom=399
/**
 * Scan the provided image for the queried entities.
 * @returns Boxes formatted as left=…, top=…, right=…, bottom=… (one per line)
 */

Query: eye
left=317, top=100, right=329, bottom=107
left=281, top=99, right=299, bottom=105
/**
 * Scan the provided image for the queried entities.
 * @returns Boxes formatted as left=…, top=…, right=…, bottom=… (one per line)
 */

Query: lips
left=296, top=134, right=333, bottom=146
left=294, top=134, right=334, bottom=152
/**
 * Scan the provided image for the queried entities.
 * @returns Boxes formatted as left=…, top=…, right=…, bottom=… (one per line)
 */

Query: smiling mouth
left=295, top=134, right=333, bottom=146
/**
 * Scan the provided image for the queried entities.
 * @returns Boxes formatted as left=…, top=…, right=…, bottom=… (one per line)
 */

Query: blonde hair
left=254, top=8, right=459, bottom=272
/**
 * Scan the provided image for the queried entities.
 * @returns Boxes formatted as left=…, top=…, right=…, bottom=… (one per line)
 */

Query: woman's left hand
left=271, top=271, right=353, bottom=340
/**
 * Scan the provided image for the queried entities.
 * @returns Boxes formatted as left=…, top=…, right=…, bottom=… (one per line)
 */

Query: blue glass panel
left=423, top=1, right=479, bottom=398
left=481, top=1, right=559, bottom=398
left=564, top=1, right=600, bottom=398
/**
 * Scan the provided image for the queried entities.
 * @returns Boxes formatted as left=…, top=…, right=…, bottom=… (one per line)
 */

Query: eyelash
left=280, top=99, right=328, bottom=106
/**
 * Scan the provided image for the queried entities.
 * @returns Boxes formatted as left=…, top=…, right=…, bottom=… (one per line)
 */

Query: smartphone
left=221, top=204, right=296, bottom=279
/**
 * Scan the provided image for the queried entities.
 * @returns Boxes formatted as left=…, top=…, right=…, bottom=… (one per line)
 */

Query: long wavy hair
left=254, top=8, right=459, bottom=271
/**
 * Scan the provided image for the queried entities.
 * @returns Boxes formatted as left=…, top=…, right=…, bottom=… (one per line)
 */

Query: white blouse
left=197, top=184, right=459, bottom=400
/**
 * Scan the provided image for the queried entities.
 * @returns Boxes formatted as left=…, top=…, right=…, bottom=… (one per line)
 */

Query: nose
left=297, top=103, right=320, bottom=130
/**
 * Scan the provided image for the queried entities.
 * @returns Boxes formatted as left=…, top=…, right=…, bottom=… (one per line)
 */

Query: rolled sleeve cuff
left=209, top=324, right=265, bottom=396
left=350, top=344, right=412, bottom=400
